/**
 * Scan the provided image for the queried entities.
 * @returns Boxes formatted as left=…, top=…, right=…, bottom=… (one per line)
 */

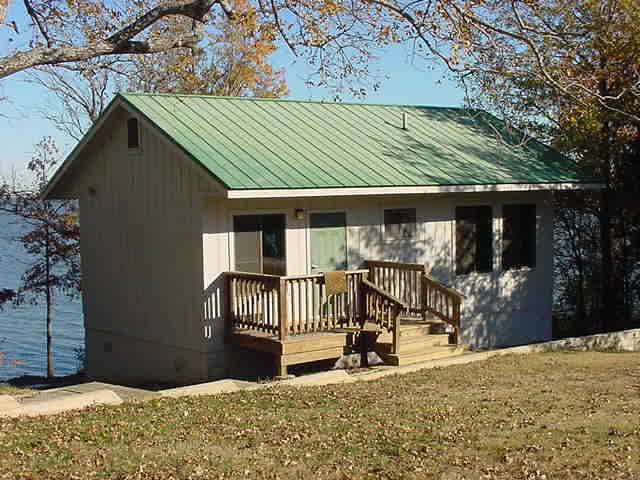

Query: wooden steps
left=375, top=320, right=466, bottom=366
left=378, top=345, right=467, bottom=366
left=376, top=333, right=450, bottom=354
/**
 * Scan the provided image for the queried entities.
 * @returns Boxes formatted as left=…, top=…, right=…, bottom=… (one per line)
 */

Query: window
left=127, top=118, right=140, bottom=149
left=455, top=206, right=493, bottom=275
left=384, top=208, right=416, bottom=239
left=502, top=204, right=536, bottom=270
left=233, top=214, right=286, bottom=276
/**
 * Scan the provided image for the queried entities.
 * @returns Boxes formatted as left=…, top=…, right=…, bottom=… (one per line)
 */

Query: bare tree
left=0, top=138, right=80, bottom=378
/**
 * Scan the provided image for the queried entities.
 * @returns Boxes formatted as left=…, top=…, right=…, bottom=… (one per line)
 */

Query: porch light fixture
left=295, top=208, right=305, bottom=220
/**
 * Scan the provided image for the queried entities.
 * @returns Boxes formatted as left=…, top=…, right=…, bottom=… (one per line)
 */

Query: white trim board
left=225, top=182, right=603, bottom=200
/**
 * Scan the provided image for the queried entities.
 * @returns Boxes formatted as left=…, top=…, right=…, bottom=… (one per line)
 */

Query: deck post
left=278, top=277, right=288, bottom=341
left=276, top=357, right=287, bottom=377
left=358, top=281, right=367, bottom=327
left=392, top=311, right=401, bottom=355
left=224, top=273, right=232, bottom=342
left=452, top=299, right=461, bottom=344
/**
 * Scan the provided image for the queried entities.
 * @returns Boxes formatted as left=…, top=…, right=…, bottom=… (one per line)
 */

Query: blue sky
left=0, top=41, right=464, bottom=178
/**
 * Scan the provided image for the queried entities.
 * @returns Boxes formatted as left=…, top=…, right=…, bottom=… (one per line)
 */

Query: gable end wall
left=76, top=107, right=209, bottom=385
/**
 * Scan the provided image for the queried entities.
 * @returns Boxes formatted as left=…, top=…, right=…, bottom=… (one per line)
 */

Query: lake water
left=0, top=212, right=84, bottom=380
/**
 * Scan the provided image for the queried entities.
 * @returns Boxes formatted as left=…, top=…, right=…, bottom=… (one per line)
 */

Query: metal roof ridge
left=118, top=92, right=468, bottom=110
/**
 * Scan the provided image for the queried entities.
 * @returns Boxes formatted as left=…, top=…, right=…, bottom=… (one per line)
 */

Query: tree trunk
left=597, top=72, right=618, bottom=333
left=46, top=285, right=54, bottom=379
left=575, top=259, right=586, bottom=333
left=45, top=225, right=55, bottom=379
left=620, top=213, right=631, bottom=327
left=600, top=188, right=613, bottom=332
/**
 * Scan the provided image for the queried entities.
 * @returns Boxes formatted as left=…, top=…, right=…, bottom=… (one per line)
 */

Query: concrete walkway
left=0, top=381, right=159, bottom=418
left=1, top=390, right=123, bottom=418
left=2, top=328, right=638, bottom=419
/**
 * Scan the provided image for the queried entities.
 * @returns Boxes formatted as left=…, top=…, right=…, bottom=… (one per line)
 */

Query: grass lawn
left=1, top=351, right=639, bottom=479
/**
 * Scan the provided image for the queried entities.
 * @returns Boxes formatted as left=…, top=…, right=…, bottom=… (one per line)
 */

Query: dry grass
left=0, top=384, right=33, bottom=396
left=0, top=351, right=639, bottom=479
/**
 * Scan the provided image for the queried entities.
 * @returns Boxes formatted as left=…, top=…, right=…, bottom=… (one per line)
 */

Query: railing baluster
left=278, top=277, right=288, bottom=340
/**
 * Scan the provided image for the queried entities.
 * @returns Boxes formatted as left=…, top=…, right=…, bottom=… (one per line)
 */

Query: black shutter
left=502, top=204, right=536, bottom=270
left=502, top=205, right=516, bottom=269
left=522, top=205, right=536, bottom=268
left=456, top=207, right=476, bottom=275
left=476, top=206, right=493, bottom=272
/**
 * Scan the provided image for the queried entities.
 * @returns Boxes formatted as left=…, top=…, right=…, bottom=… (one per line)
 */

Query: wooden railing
left=360, top=279, right=407, bottom=354
left=365, top=260, right=424, bottom=317
left=226, top=262, right=464, bottom=346
left=421, top=274, right=464, bottom=343
left=365, top=260, right=464, bottom=343
left=226, top=270, right=368, bottom=340
left=225, top=271, right=282, bottom=338
left=280, top=270, right=368, bottom=337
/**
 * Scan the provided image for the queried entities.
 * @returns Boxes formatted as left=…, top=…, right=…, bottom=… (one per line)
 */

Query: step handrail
left=421, top=274, right=463, bottom=343
left=360, top=279, right=408, bottom=354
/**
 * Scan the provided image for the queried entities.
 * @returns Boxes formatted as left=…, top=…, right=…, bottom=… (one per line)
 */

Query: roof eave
left=224, top=181, right=604, bottom=200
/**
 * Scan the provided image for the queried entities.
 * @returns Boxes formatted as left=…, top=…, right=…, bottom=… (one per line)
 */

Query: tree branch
left=23, top=0, right=51, bottom=47
left=1, top=33, right=203, bottom=79
left=0, top=0, right=234, bottom=80
left=0, top=0, right=8, bottom=25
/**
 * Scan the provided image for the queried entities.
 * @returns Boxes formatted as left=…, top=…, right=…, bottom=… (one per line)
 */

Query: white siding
left=203, top=190, right=554, bottom=371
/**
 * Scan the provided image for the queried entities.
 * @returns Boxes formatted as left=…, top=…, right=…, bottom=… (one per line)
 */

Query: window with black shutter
left=502, top=204, right=536, bottom=270
left=455, top=206, right=493, bottom=275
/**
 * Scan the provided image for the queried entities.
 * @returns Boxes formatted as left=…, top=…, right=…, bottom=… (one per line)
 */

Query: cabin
left=44, top=93, right=600, bottom=386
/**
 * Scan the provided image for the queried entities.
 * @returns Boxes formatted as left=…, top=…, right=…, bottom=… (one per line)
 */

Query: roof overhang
left=43, top=91, right=604, bottom=202
left=224, top=181, right=604, bottom=199
left=42, top=95, right=228, bottom=199
left=42, top=96, right=124, bottom=200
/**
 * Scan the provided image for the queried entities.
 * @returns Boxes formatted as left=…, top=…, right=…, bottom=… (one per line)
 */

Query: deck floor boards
left=230, top=329, right=350, bottom=356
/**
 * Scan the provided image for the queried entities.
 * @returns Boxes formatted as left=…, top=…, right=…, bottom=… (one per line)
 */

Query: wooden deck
left=230, top=329, right=350, bottom=376
left=225, top=261, right=465, bottom=376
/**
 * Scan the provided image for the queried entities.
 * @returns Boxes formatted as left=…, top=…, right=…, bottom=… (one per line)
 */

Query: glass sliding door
left=233, top=214, right=286, bottom=276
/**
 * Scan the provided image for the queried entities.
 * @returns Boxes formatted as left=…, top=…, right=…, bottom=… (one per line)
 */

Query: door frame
left=305, top=209, right=349, bottom=274
left=228, top=208, right=288, bottom=275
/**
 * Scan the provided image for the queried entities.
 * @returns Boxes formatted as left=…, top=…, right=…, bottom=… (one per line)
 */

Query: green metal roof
left=120, top=92, right=589, bottom=190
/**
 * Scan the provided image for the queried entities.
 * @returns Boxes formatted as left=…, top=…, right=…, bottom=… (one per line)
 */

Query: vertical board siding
left=78, top=107, right=207, bottom=384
